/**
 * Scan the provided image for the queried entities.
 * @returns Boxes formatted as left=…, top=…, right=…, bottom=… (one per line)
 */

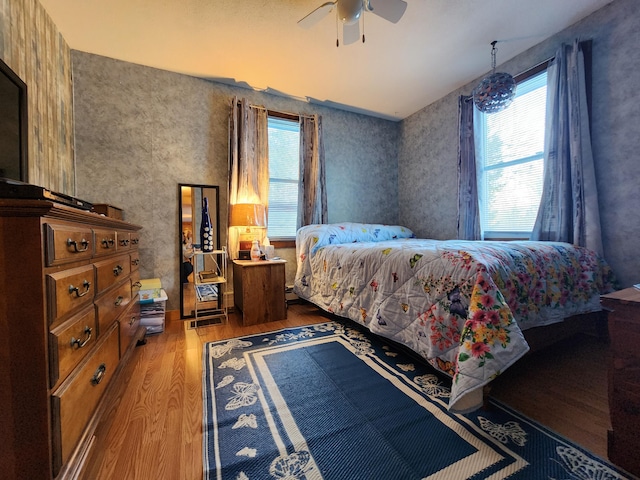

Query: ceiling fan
left=298, top=0, right=408, bottom=46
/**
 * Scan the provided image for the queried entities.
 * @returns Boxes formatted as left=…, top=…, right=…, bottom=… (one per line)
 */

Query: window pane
left=267, top=116, right=300, bottom=239
left=477, top=71, right=547, bottom=238
left=484, top=73, right=547, bottom=167
left=482, top=158, right=544, bottom=233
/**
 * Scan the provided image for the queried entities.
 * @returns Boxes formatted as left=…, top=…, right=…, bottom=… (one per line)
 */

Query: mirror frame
left=179, top=183, right=221, bottom=319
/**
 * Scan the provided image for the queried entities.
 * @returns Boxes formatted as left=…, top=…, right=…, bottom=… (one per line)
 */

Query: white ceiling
left=39, top=0, right=614, bottom=121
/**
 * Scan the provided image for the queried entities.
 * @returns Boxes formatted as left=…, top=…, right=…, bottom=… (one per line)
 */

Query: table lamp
left=229, top=203, right=267, bottom=253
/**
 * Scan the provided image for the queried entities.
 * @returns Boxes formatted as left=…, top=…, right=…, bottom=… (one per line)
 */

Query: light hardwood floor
left=81, top=302, right=611, bottom=479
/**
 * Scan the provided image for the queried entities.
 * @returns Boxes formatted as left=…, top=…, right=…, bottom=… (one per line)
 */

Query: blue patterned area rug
left=203, top=321, right=633, bottom=480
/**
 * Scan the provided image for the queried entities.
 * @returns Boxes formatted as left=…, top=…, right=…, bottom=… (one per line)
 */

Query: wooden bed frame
left=480, top=309, right=608, bottom=407
left=522, top=310, right=607, bottom=353
left=305, top=299, right=607, bottom=409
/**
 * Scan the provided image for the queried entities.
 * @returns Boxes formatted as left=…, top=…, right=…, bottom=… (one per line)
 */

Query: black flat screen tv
left=0, top=56, right=28, bottom=183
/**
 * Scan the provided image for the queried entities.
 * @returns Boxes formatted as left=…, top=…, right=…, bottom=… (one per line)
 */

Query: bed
left=293, top=223, right=616, bottom=413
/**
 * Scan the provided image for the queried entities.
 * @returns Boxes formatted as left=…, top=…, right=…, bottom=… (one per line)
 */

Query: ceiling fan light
left=338, top=0, right=362, bottom=25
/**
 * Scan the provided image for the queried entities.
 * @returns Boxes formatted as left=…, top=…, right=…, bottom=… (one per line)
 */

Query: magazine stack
left=139, top=278, right=168, bottom=334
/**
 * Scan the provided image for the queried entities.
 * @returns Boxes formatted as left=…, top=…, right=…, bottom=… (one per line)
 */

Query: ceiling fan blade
left=367, top=0, right=407, bottom=23
left=298, top=2, right=336, bottom=29
left=343, top=21, right=360, bottom=45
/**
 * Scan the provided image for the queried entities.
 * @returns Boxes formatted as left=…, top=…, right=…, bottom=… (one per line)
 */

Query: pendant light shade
left=473, top=41, right=516, bottom=114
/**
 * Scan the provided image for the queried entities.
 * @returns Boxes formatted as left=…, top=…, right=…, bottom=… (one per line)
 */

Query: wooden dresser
left=601, top=287, right=640, bottom=477
left=0, top=199, right=145, bottom=480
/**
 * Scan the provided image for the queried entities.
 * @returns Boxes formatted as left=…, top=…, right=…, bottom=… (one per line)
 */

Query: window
left=267, top=115, right=300, bottom=240
left=475, top=70, right=547, bottom=239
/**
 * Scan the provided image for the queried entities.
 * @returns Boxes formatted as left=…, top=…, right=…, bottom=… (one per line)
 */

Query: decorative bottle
left=250, top=239, right=261, bottom=262
left=200, top=197, right=214, bottom=252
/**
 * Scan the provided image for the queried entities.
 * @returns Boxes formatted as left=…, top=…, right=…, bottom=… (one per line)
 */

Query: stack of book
left=199, top=270, right=223, bottom=282
left=138, top=278, right=168, bottom=334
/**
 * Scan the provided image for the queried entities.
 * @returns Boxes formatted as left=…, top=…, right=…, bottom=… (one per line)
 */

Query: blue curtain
left=457, top=95, right=481, bottom=240
left=531, top=40, right=603, bottom=256
left=298, top=115, right=328, bottom=228
left=228, top=97, right=269, bottom=258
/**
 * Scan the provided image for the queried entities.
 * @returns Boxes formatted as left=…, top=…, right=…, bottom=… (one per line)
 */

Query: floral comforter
left=293, top=223, right=616, bottom=412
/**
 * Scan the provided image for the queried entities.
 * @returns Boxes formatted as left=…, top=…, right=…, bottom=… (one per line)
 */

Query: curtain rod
left=463, top=55, right=553, bottom=102
left=514, top=57, right=552, bottom=83
left=234, top=98, right=317, bottom=120
left=513, top=39, right=590, bottom=81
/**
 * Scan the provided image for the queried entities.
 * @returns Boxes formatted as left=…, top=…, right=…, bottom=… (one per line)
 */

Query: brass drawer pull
left=132, top=281, right=142, bottom=288
left=91, top=363, right=106, bottom=385
left=113, top=265, right=123, bottom=276
left=120, top=238, right=130, bottom=246
left=131, top=237, right=139, bottom=245
left=115, top=296, right=124, bottom=307
left=131, top=258, right=140, bottom=266
left=129, top=316, right=136, bottom=326
left=66, top=238, right=90, bottom=253
left=70, top=326, right=93, bottom=349
left=101, top=238, right=115, bottom=248
left=69, top=280, right=91, bottom=298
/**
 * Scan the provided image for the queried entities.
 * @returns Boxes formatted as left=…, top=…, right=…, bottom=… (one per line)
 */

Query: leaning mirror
left=179, top=184, right=221, bottom=319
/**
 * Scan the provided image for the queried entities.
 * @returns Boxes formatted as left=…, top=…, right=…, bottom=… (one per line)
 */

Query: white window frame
left=267, top=113, right=300, bottom=241
left=474, top=68, right=548, bottom=240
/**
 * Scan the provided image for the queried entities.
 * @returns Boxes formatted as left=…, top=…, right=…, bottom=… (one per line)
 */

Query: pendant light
left=473, top=41, right=516, bottom=114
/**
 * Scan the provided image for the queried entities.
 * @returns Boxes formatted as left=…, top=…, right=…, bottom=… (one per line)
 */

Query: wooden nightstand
left=601, top=287, right=640, bottom=477
left=232, top=260, right=287, bottom=326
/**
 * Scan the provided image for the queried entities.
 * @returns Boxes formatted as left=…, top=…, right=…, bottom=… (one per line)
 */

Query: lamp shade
left=229, top=203, right=267, bottom=227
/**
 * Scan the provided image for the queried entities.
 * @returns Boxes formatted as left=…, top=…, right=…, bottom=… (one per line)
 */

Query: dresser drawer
left=116, top=230, right=131, bottom=251
left=119, top=300, right=141, bottom=354
left=49, top=306, right=97, bottom=388
left=47, top=265, right=95, bottom=325
left=95, top=281, right=132, bottom=335
left=609, top=375, right=640, bottom=434
left=51, top=322, right=120, bottom=475
left=93, top=228, right=117, bottom=257
left=94, top=254, right=131, bottom=295
left=130, top=231, right=141, bottom=248
left=131, top=271, right=141, bottom=295
left=130, top=250, right=141, bottom=272
left=45, top=222, right=93, bottom=267
left=609, top=317, right=640, bottom=357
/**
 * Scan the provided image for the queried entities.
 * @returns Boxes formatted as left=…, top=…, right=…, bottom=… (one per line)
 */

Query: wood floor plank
left=181, top=345, right=204, bottom=480
left=81, top=338, right=156, bottom=480
left=490, top=332, right=610, bottom=459
left=82, top=303, right=612, bottom=479
left=111, top=417, right=146, bottom=478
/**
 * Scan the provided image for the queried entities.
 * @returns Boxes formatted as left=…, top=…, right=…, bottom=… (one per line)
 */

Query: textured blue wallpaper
left=73, top=0, right=639, bottom=310
left=399, top=0, right=639, bottom=288
left=72, top=52, right=399, bottom=309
